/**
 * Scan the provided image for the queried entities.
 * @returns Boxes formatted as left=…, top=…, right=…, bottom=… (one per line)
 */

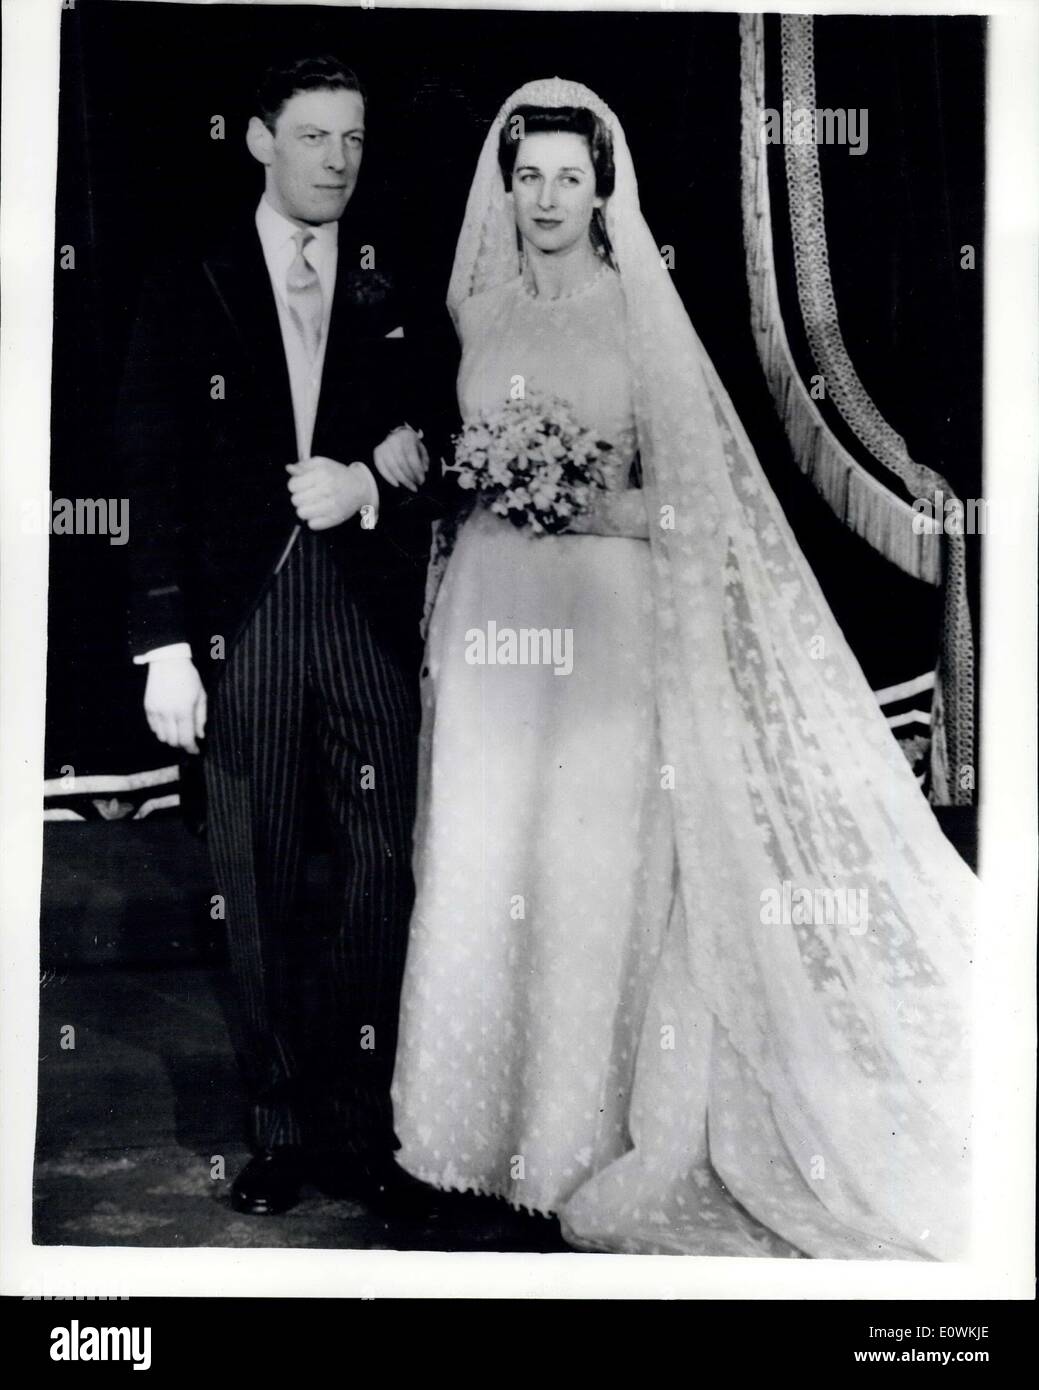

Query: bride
left=385, top=78, right=975, bottom=1259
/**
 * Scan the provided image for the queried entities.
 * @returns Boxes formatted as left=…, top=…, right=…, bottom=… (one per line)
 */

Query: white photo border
left=2, top=0, right=1035, bottom=1301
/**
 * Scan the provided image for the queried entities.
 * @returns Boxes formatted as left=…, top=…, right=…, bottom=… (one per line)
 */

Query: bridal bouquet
left=450, top=391, right=613, bottom=536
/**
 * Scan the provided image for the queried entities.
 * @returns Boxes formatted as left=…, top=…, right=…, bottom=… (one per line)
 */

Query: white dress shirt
left=136, top=196, right=379, bottom=665
left=256, top=193, right=337, bottom=462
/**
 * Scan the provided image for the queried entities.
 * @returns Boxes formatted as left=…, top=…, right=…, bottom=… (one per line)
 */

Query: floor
left=33, top=963, right=571, bottom=1253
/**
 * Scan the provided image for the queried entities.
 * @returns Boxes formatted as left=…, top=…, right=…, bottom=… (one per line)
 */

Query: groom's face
left=251, top=87, right=366, bottom=226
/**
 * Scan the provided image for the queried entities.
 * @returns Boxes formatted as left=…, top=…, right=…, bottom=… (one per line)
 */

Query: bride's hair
left=498, top=104, right=616, bottom=263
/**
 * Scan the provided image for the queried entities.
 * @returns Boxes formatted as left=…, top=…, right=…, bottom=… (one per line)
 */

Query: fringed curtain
left=739, top=13, right=975, bottom=805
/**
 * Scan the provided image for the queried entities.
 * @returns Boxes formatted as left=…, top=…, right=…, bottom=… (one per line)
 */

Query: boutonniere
left=340, top=269, right=394, bottom=306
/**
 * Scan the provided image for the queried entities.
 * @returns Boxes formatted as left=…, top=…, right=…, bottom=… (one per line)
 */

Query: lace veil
left=444, top=78, right=975, bottom=1258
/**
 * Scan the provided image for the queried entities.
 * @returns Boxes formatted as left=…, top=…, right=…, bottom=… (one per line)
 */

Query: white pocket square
left=384, top=326, right=405, bottom=339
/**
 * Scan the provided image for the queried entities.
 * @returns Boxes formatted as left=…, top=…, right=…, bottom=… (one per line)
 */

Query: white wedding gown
left=388, top=77, right=974, bottom=1261
left=393, top=270, right=799, bottom=1255
left=391, top=269, right=969, bottom=1259
left=392, top=271, right=681, bottom=1209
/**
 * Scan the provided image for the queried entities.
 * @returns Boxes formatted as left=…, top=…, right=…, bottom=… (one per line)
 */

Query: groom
left=120, top=55, right=442, bottom=1216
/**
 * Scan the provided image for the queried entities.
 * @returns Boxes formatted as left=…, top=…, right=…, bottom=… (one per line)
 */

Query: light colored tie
left=286, top=227, right=324, bottom=360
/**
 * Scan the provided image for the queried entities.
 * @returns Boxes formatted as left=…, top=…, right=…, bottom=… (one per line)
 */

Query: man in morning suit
left=119, top=55, right=443, bottom=1217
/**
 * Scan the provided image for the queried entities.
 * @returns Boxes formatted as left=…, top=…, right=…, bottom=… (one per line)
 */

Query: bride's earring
left=591, top=208, right=607, bottom=262
left=517, top=235, right=535, bottom=293
left=591, top=208, right=615, bottom=268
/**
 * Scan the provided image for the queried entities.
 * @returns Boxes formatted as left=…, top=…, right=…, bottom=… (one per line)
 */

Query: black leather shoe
left=230, top=1148, right=304, bottom=1216
left=312, top=1151, right=440, bottom=1219
left=362, top=1156, right=442, bottom=1219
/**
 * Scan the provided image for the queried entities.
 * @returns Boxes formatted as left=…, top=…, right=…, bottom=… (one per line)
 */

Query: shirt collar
left=256, top=195, right=339, bottom=259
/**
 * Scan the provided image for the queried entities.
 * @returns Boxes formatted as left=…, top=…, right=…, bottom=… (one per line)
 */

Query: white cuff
left=353, top=462, right=380, bottom=523
left=134, top=642, right=192, bottom=666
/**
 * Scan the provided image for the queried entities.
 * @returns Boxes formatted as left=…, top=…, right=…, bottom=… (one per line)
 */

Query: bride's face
left=510, top=132, right=604, bottom=257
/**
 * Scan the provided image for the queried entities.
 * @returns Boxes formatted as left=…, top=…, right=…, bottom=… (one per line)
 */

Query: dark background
left=47, top=2, right=985, bottom=788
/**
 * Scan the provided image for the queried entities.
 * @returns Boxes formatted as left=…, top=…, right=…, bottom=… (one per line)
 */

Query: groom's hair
left=497, top=106, right=615, bottom=197
left=256, top=54, right=365, bottom=133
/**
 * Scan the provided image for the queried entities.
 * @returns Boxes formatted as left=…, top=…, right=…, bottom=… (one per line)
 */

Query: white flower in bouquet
left=450, top=390, right=614, bottom=536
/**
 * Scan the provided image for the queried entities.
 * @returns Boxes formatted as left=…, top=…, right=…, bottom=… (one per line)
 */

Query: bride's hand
left=374, top=426, right=429, bottom=492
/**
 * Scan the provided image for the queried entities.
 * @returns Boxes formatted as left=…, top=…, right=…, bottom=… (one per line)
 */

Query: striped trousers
left=204, top=529, right=420, bottom=1155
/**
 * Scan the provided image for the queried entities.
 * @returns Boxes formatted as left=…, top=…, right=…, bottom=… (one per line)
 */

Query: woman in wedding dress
left=387, top=78, right=975, bottom=1259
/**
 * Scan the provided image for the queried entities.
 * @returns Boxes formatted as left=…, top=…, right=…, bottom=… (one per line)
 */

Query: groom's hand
left=144, top=656, right=206, bottom=755
left=286, top=457, right=376, bottom=530
left=373, top=426, right=429, bottom=492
